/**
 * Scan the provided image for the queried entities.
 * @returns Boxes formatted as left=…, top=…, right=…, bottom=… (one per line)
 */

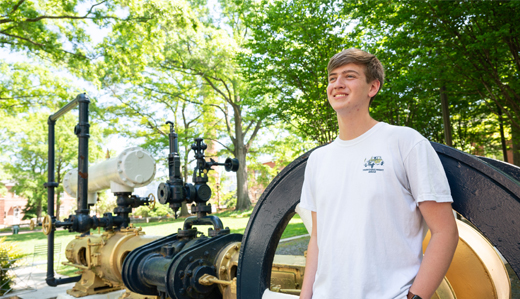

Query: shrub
left=0, top=237, right=26, bottom=295
left=221, top=191, right=237, bottom=209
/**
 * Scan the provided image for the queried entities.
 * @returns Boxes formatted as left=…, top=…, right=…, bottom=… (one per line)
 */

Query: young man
left=299, top=48, right=459, bottom=299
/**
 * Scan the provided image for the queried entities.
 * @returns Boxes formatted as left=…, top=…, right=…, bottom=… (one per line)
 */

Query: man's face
left=327, top=63, right=379, bottom=115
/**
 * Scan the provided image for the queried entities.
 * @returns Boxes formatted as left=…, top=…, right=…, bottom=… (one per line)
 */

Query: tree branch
left=246, top=120, right=262, bottom=150
left=9, top=0, right=25, bottom=16
left=206, top=138, right=233, bottom=153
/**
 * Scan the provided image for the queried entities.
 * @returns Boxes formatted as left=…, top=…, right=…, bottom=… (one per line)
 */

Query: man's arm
left=300, top=211, right=318, bottom=299
left=409, top=202, right=459, bottom=299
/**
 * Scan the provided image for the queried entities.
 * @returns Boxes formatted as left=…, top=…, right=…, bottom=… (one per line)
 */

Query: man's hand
left=299, top=211, right=318, bottom=299
left=410, top=201, right=459, bottom=299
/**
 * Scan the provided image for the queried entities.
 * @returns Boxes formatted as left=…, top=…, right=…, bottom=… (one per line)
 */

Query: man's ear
left=368, top=80, right=381, bottom=98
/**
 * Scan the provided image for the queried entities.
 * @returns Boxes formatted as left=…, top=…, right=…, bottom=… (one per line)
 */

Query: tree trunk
left=512, top=121, right=520, bottom=166
left=235, top=145, right=251, bottom=210
left=440, top=85, right=453, bottom=147
left=56, top=194, right=61, bottom=220
left=497, top=105, right=508, bottom=163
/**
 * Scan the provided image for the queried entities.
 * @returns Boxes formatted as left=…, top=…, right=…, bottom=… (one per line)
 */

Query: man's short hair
left=327, top=48, right=385, bottom=105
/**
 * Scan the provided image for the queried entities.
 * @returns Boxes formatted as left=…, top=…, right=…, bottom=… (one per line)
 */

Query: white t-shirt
left=299, top=122, right=453, bottom=299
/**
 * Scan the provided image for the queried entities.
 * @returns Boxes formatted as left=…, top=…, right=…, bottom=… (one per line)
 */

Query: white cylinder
left=63, top=147, right=156, bottom=198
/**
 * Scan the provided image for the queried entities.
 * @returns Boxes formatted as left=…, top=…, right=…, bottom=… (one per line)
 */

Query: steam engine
left=40, top=94, right=519, bottom=299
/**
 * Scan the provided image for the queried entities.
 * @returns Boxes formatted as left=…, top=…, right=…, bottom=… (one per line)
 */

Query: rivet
left=189, top=256, right=194, bottom=262
left=179, top=270, right=184, bottom=278
left=187, top=270, right=192, bottom=277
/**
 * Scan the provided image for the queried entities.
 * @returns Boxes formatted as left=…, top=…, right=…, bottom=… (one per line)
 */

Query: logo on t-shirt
left=363, top=156, right=384, bottom=173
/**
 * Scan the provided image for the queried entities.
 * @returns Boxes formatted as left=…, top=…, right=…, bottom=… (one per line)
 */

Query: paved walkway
left=0, top=267, right=74, bottom=299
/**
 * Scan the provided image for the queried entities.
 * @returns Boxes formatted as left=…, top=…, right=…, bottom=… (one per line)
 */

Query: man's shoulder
left=379, top=123, right=427, bottom=144
left=308, top=143, right=334, bottom=159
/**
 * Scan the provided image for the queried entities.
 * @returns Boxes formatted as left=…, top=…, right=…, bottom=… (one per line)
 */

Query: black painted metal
left=237, top=149, right=311, bottom=299
left=46, top=117, right=56, bottom=284
left=45, top=94, right=84, bottom=287
left=431, top=143, right=520, bottom=275
left=123, top=234, right=182, bottom=295
left=167, top=234, right=243, bottom=299
left=478, top=156, right=520, bottom=183
left=183, top=215, right=225, bottom=231
left=158, top=128, right=239, bottom=221
left=122, top=232, right=242, bottom=299
left=76, top=93, right=90, bottom=213
left=237, top=143, right=520, bottom=299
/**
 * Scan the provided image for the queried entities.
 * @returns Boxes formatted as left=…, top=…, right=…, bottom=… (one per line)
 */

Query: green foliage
left=0, top=110, right=105, bottom=220
left=0, top=237, right=26, bottom=295
left=352, top=0, right=520, bottom=161
left=241, top=0, right=518, bottom=162
left=132, top=204, right=173, bottom=218
left=220, top=191, right=237, bottom=209
left=92, top=192, right=117, bottom=217
left=240, top=0, right=352, bottom=144
left=0, top=0, right=120, bottom=65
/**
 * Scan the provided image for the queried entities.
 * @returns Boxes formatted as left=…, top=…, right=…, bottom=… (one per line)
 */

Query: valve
left=157, top=121, right=239, bottom=219
left=42, top=215, right=54, bottom=235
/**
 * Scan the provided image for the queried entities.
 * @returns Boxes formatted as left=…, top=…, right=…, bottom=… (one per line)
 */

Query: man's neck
left=337, top=111, right=378, bottom=141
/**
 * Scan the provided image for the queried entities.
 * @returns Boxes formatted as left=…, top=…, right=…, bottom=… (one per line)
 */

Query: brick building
left=0, top=181, right=76, bottom=227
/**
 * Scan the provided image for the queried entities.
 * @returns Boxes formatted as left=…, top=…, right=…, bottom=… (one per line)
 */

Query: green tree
left=97, top=0, right=272, bottom=210
left=1, top=110, right=105, bottom=220
left=240, top=0, right=351, bottom=145
left=352, top=0, right=520, bottom=164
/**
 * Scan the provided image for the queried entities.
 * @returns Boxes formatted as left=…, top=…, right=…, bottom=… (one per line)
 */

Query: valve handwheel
left=42, top=215, right=54, bottom=235
left=147, top=193, right=156, bottom=210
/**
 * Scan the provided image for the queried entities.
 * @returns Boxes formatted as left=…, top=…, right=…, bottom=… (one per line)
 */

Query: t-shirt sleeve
left=404, top=139, right=453, bottom=205
left=299, top=154, right=317, bottom=212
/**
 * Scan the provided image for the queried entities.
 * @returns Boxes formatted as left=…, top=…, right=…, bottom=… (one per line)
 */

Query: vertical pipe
left=76, top=94, right=90, bottom=213
left=47, top=117, right=56, bottom=282
left=45, top=95, right=82, bottom=287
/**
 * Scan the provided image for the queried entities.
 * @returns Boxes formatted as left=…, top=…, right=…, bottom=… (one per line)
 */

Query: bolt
left=204, top=251, right=209, bottom=256
left=178, top=270, right=184, bottom=278
left=187, top=270, right=192, bottom=277
left=198, top=260, right=203, bottom=265
left=225, top=253, right=231, bottom=259
left=189, top=256, right=194, bottom=262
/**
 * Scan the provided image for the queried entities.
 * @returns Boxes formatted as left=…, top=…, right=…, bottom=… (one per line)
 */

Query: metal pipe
left=45, top=94, right=86, bottom=287
left=76, top=93, right=90, bottom=212
left=50, top=96, right=80, bottom=121
left=46, top=117, right=56, bottom=283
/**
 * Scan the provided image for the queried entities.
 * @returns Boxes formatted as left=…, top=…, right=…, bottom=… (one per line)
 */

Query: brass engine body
left=64, top=227, right=162, bottom=297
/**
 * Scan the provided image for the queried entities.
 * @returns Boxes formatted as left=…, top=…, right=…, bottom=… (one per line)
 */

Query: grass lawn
left=3, top=209, right=307, bottom=277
